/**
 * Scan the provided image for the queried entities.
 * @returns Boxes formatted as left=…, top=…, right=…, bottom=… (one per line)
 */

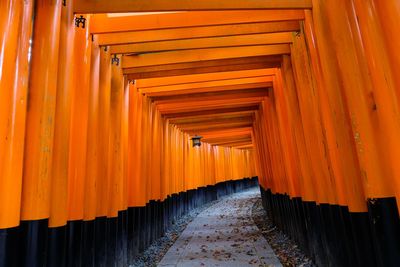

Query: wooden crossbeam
left=207, top=137, right=253, bottom=145
left=202, top=130, right=253, bottom=137
left=124, top=55, right=281, bottom=75
left=163, top=106, right=259, bottom=119
left=121, top=45, right=290, bottom=68
left=137, top=69, right=276, bottom=88
left=91, top=11, right=303, bottom=33
left=168, top=114, right=254, bottom=125
left=199, top=127, right=253, bottom=138
left=108, top=32, right=293, bottom=54
left=203, top=138, right=253, bottom=146
left=126, top=63, right=280, bottom=79
left=172, top=114, right=254, bottom=124
left=153, top=89, right=268, bottom=106
left=157, top=97, right=265, bottom=113
left=171, top=113, right=255, bottom=125
left=145, top=82, right=272, bottom=97
left=204, top=133, right=252, bottom=139
left=178, top=122, right=254, bottom=131
left=185, top=126, right=254, bottom=136
left=217, top=140, right=253, bottom=147
left=176, top=116, right=253, bottom=130
left=202, top=134, right=252, bottom=143
left=90, top=10, right=304, bottom=34
left=178, top=124, right=253, bottom=132
left=151, top=88, right=268, bottom=104
left=75, top=0, right=312, bottom=14
left=102, top=21, right=299, bottom=47
left=188, top=129, right=253, bottom=148
left=234, top=144, right=254, bottom=149
left=179, top=123, right=253, bottom=131
left=160, top=102, right=262, bottom=114
left=141, top=76, right=273, bottom=94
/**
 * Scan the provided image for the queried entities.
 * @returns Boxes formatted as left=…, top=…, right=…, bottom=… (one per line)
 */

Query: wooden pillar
left=304, top=6, right=374, bottom=265
left=141, top=96, right=151, bottom=203
left=108, top=54, right=124, bottom=218
left=96, top=47, right=111, bottom=218
left=273, top=69, right=302, bottom=198
left=372, top=0, right=400, bottom=104
left=84, top=36, right=100, bottom=222
left=263, top=96, right=289, bottom=195
left=281, top=56, right=315, bottom=202
left=45, top=2, right=76, bottom=266
left=315, top=0, right=400, bottom=265
left=352, top=0, right=400, bottom=209
left=19, top=1, right=62, bottom=266
left=150, top=107, right=162, bottom=201
left=0, top=1, right=33, bottom=266
left=48, top=0, right=75, bottom=228
left=127, top=82, right=146, bottom=207
left=122, top=80, right=129, bottom=210
left=304, top=9, right=366, bottom=213
left=91, top=47, right=111, bottom=267
left=21, top=0, right=61, bottom=221
left=107, top=54, right=126, bottom=266
left=290, top=31, right=337, bottom=206
left=0, top=0, right=33, bottom=230
left=67, top=14, right=91, bottom=221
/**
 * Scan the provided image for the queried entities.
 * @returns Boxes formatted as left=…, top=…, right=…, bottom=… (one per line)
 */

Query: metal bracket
left=75, top=15, right=86, bottom=28
left=112, top=54, right=120, bottom=66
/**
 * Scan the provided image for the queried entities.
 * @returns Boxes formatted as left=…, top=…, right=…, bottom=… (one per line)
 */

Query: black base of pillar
left=0, top=177, right=259, bottom=267
left=367, top=197, right=400, bottom=267
left=259, top=186, right=400, bottom=267
left=47, top=225, right=67, bottom=267
left=0, top=226, right=20, bottom=267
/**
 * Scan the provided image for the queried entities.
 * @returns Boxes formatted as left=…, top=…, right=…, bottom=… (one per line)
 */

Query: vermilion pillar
left=373, top=0, right=400, bottom=104
left=313, top=0, right=400, bottom=265
left=352, top=0, right=400, bottom=209
left=84, top=36, right=100, bottom=222
left=304, top=6, right=371, bottom=265
left=108, top=54, right=124, bottom=218
left=0, top=2, right=33, bottom=265
left=0, top=0, right=33, bottom=230
left=46, top=2, right=75, bottom=266
left=20, top=1, right=62, bottom=266
left=96, top=47, right=111, bottom=218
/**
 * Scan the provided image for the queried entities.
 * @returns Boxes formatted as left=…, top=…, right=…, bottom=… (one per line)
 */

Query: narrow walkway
left=158, top=188, right=282, bottom=267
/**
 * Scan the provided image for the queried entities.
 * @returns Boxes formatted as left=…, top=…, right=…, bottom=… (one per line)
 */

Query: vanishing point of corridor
left=1, top=1, right=400, bottom=267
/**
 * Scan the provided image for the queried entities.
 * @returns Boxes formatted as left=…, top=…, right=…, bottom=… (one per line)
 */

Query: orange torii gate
left=0, top=0, right=399, bottom=266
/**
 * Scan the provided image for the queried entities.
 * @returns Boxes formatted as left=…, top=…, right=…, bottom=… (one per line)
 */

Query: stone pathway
left=158, top=188, right=282, bottom=267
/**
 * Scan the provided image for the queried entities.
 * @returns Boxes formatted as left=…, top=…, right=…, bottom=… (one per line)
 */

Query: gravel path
left=252, top=199, right=315, bottom=267
left=158, top=188, right=282, bottom=267
left=130, top=199, right=219, bottom=267
left=131, top=188, right=313, bottom=267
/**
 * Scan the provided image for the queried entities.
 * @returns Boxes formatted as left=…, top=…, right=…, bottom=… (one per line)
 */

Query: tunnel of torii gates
left=1, top=0, right=400, bottom=267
